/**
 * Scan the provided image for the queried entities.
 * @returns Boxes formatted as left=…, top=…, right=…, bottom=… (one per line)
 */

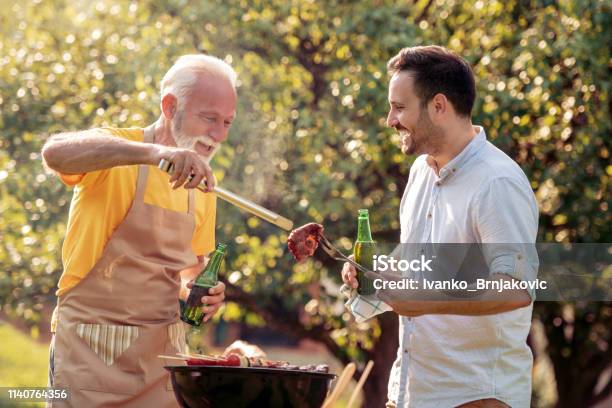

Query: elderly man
left=342, top=46, right=538, bottom=407
left=41, top=54, right=236, bottom=407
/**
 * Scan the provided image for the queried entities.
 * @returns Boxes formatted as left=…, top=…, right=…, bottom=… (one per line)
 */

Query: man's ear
left=428, top=93, right=448, bottom=123
left=432, top=93, right=447, bottom=115
left=161, top=93, right=178, bottom=120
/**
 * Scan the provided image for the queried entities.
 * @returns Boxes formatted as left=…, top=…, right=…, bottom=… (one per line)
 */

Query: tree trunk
left=536, top=302, right=612, bottom=408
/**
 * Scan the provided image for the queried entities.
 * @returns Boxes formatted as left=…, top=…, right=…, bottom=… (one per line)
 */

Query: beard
left=398, top=108, right=445, bottom=156
left=172, top=110, right=219, bottom=164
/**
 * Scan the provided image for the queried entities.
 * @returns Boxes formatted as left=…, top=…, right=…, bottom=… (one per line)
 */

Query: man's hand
left=153, top=145, right=215, bottom=191
left=186, top=280, right=226, bottom=322
left=341, top=255, right=359, bottom=289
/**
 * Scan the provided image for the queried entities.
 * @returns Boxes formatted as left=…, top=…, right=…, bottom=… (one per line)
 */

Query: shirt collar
left=428, top=126, right=487, bottom=181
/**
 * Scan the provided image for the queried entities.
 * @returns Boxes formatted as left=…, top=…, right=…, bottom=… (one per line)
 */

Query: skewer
left=157, top=355, right=187, bottom=361
left=321, top=362, right=356, bottom=408
left=177, top=352, right=223, bottom=361
left=346, top=360, right=374, bottom=408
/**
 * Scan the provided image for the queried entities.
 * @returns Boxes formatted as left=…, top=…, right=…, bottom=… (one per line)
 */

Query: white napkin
left=340, top=284, right=393, bottom=323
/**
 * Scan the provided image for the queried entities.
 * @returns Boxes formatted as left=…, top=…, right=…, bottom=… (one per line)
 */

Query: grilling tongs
left=318, top=234, right=375, bottom=276
left=158, top=159, right=294, bottom=231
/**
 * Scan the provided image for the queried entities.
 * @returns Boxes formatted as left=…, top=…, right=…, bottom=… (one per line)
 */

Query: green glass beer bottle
left=354, top=209, right=377, bottom=295
left=181, top=243, right=226, bottom=326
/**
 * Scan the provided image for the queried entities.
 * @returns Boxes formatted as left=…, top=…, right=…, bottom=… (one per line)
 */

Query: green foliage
left=0, top=1, right=610, bottom=406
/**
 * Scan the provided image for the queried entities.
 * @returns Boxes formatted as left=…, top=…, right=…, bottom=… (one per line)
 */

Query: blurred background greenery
left=0, top=0, right=610, bottom=407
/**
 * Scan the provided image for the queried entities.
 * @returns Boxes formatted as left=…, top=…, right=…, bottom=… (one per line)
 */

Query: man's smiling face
left=386, top=70, right=444, bottom=156
left=171, top=73, right=237, bottom=163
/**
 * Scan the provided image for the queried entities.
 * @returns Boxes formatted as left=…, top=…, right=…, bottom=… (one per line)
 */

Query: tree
left=0, top=1, right=609, bottom=406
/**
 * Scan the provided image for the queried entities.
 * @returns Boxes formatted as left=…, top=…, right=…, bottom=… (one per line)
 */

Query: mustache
left=192, top=135, right=216, bottom=145
left=175, top=134, right=217, bottom=149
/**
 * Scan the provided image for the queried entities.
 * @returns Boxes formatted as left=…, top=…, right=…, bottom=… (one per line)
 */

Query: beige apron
left=51, top=126, right=197, bottom=407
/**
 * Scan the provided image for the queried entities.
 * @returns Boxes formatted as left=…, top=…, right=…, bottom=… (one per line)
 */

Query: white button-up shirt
left=388, top=126, right=539, bottom=407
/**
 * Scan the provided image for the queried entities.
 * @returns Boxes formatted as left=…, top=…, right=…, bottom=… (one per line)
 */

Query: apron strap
left=134, top=126, right=156, bottom=203
left=143, top=125, right=155, bottom=143
left=188, top=190, right=195, bottom=215
left=135, top=163, right=150, bottom=203
left=139, top=124, right=194, bottom=214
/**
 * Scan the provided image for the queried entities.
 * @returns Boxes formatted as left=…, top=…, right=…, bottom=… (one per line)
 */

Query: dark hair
left=387, top=45, right=476, bottom=117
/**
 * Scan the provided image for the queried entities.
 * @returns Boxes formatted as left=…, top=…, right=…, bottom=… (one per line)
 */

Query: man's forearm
left=42, top=129, right=160, bottom=174
left=377, top=274, right=532, bottom=316
left=383, top=296, right=529, bottom=316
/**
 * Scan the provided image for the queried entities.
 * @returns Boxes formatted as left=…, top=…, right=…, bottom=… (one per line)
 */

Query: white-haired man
left=42, top=54, right=236, bottom=407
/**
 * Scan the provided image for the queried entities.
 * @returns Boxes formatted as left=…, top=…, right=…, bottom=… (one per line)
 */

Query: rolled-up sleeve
left=473, top=177, right=539, bottom=299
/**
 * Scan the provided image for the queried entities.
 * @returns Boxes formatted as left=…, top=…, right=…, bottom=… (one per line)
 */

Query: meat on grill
left=287, top=223, right=324, bottom=262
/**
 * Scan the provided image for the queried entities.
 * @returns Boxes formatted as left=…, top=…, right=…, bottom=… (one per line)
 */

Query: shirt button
left=517, top=254, right=523, bottom=260
left=435, top=181, right=441, bottom=186
left=404, top=348, right=409, bottom=353
left=427, top=213, right=432, bottom=218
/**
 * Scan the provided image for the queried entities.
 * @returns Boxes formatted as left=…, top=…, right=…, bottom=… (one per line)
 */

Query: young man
left=342, top=46, right=538, bottom=407
left=42, top=54, right=236, bottom=407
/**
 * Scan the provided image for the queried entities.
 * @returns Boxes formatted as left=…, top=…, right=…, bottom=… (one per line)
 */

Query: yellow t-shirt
left=51, top=127, right=216, bottom=331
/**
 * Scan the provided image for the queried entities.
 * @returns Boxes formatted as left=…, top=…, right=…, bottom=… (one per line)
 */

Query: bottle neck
left=196, top=249, right=224, bottom=284
left=356, top=216, right=373, bottom=242
left=207, top=250, right=224, bottom=272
